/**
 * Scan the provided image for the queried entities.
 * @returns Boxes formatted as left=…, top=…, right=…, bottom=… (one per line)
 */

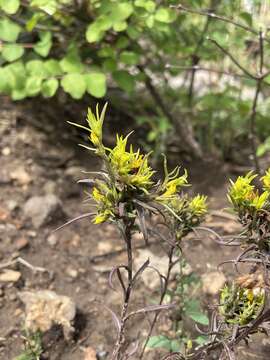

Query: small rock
left=2, top=147, right=11, bottom=156
left=201, top=271, right=226, bottom=295
left=19, top=290, right=76, bottom=340
left=84, top=346, right=97, bottom=360
left=0, top=269, right=21, bottom=283
left=10, top=167, right=32, bottom=185
left=47, top=233, right=58, bottom=246
left=23, top=194, right=66, bottom=228
left=66, top=268, right=78, bottom=279
left=133, top=249, right=184, bottom=290
left=43, top=181, right=57, bottom=195
left=15, top=308, right=23, bottom=317
left=15, top=237, right=29, bottom=250
left=6, top=200, right=19, bottom=212
left=0, top=169, right=11, bottom=184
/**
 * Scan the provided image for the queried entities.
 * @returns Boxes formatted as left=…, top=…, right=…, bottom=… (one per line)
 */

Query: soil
left=0, top=98, right=269, bottom=360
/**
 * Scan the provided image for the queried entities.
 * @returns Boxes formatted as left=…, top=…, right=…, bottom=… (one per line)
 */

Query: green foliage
left=0, top=0, right=270, bottom=159
left=219, top=283, right=264, bottom=325
left=14, top=330, right=43, bottom=360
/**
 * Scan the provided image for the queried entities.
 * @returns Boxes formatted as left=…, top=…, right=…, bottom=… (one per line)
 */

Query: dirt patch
left=0, top=99, right=269, bottom=359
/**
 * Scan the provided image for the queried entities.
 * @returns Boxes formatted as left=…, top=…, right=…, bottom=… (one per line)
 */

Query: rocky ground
left=0, top=98, right=269, bottom=359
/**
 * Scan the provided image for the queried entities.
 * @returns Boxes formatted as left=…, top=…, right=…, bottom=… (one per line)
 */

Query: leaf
left=33, top=31, right=52, bottom=57
left=120, top=51, right=140, bottom=65
left=185, top=300, right=209, bottom=325
left=110, top=3, right=133, bottom=22
left=135, top=0, right=156, bottom=12
left=0, top=18, right=21, bottom=42
left=102, top=59, right=117, bottom=72
left=239, top=12, right=252, bottom=27
left=0, top=67, right=13, bottom=92
left=2, top=44, right=24, bottom=62
left=25, top=76, right=43, bottom=96
left=30, top=0, right=57, bottom=15
left=113, top=70, right=135, bottom=92
left=0, top=0, right=20, bottom=14
left=60, top=49, right=84, bottom=73
left=85, top=16, right=112, bottom=43
left=113, top=21, right=127, bottom=32
left=155, top=8, right=176, bottom=23
left=44, top=59, right=63, bottom=76
left=26, top=60, right=48, bottom=78
left=85, top=72, right=106, bottom=98
left=195, top=335, right=208, bottom=345
left=61, top=73, right=86, bottom=99
left=41, top=78, right=58, bottom=98
left=146, top=335, right=172, bottom=350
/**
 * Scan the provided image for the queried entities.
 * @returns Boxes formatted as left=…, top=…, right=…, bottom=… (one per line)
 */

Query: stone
left=2, top=147, right=11, bottom=156
left=19, top=290, right=76, bottom=340
left=201, top=271, right=226, bottom=295
left=15, top=237, right=29, bottom=250
left=84, top=346, right=97, bottom=360
left=66, top=268, right=78, bottom=279
left=0, top=269, right=21, bottom=283
left=133, top=249, right=186, bottom=290
left=23, top=194, right=65, bottom=228
left=10, top=167, right=32, bottom=185
left=47, top=233, right=58, bottom=246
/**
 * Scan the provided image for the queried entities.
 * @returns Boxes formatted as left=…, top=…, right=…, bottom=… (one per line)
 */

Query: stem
left=111, top=219, right=134, bottom=360
left=249, top=80, right=261, bottom=174
left=139, top=245, right=175, bottom=359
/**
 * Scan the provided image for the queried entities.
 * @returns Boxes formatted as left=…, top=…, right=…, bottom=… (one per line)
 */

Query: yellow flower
left=261, top=168, right=270, bottom=191
left=250, top=191, right=269, bottom=210
left=228, top=171, right=257, bottom=207
left=189, top=195, right=207, bottom=216
left=157, top=169, right=188, bottom=200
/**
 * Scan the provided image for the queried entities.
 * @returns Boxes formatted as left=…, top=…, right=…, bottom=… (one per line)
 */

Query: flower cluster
left=72, top=103, right=207, bottom=228
left=228, top=171, right=270, bottom=213
left=219, top=283, right=264, bottom=325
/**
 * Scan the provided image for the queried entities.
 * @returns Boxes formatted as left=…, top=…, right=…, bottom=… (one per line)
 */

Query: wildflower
left=188, top=195, right=207, bottom=216
left=261, top=168, right=270, bottom=191
left=228, top=171, right=257, bottom=208
left=109, top=134, right=155, bottom=190
left=250, top=191, right=269, bottom=210
left=157, top=167, right=188, bottom=201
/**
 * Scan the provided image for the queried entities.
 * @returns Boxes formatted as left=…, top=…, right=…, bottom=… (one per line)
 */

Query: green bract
left=71, top=103, right=207, bottom=229
left=220, top=283, right=264, bottom=325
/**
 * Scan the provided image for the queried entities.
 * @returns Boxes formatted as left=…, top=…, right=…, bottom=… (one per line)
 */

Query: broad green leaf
left=12, top=87, right=27, bottom=100
left=26, top=13, right=44, bottom=31
left=85, top=72, right=106, bottom=98
left=61, top=73, right=86, bottom=99
left=44, top=59, right=63, bottom=76
left=195, top=336, right=208, bottom=345
left=7, top=61, right=25, bottom=90
left=2, top=44, right=24, bottom=62
left=0, top=18, right=21, bottom=42
left=25, top=76, right=43, bottom=96
left=41, top=78, right=58, bottom=97
left=110, top=3, right=133, bottom=22
left=185, top=300, right=209, bottom=325
left=135, top=0, right=156, bottom=12
left=33, top=31, right=52, bottom=57
left=0, top=0, right=20, bottom=14
left=86, top=17, right=112, bottom=43
left=113, top=21, right=127, bottom=32
left=0, top=67, right=13, bottom=92
left=126, top=26, right=140, bottom=40
left=146, top=335, right=172, bottom=350
left=30, top=0, right=57, bottom=15
left=115, top=36, right=129, bottom=49
left=239, top=12, right=252, bottom=27
left=113, top=70, right=135, bottom=92
left=102, top=58, right=117, bottom=72
left=60, top=50, right=84, bottom=73
left=26, top=60, right=48, bottom=78
left=155, top=8, right=176, bottom=23
left=120, top=51, right=140, bottom=65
